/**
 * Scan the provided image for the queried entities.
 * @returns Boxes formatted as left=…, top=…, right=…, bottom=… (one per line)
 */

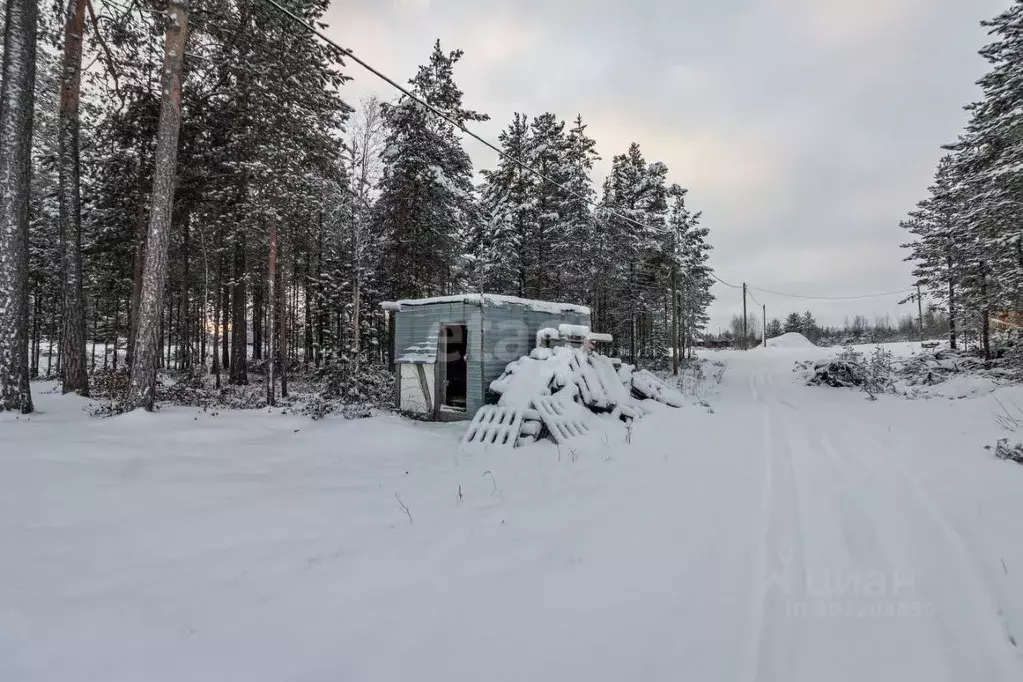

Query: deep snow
left=765, top=332, right=816, bottom=349
left=3, top=346, right=1023, bottom=681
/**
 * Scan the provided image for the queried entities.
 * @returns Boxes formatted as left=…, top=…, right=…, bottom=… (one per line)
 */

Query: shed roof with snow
left=381, top=294, right=591, bottom=420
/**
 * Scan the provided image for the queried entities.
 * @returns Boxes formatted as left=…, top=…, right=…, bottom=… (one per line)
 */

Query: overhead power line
left=260, top=0, right=906, bottom=310
left=261, top=0, right=673, bottom=243
left=748, top=285, right=914, bottom=301
left=711, top=273, right=742, bottom=289
left=745, top=287, right=762, bottom=307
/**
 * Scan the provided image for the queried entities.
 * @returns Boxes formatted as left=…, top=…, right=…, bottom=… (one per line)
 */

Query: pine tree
left=667, top=184, right=713, bottom=357
left=559, top=114, right=599, bottom=303
left=901, top=155, right=965, bottom=349
left=0, top=0, right=38, bottom=413
left=125, top=0, right=189, bottom=412
left=373, top=41, right=488, bottom=300
left=784, top=312, right=802, bottom=333
left=477, top=112, right=535, bottom=295
left=596, top=143, right=670, bottom=362
left=56, top=0, right=89, bottom=396
left=800, top=311, right=818, bottom=341
left=526, top=112, right=567, bottom=300
left=903, top=1, right=1023, bottom=358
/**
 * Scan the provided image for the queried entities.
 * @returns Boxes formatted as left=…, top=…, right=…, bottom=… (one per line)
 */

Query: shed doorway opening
left=440, top=324, right=468, bottom=410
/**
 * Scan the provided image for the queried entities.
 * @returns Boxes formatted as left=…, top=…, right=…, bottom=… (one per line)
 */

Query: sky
left=323, top=0, right=1011, bottom=333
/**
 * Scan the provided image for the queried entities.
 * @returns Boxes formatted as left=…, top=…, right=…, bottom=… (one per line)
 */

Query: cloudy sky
left=323, top=0, right=1009, bottom=332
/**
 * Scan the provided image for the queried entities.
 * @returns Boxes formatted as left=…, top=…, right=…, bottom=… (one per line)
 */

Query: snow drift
left=764, top=332, right=816, bottom=349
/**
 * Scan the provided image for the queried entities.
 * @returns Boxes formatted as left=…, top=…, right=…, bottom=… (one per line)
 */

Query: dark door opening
left=440, top=324, right=468, bottom=410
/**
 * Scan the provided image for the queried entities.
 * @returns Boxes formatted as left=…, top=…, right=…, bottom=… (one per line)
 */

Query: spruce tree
left=373, top=41, right=488, bottom=300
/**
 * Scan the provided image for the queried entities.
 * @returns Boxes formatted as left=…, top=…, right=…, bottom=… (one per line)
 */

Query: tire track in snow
left=743, top=369, right=807, bottom=682
left=847, top=425, right=1022, bottom=678
left=741, top=377, right=773, bottom=682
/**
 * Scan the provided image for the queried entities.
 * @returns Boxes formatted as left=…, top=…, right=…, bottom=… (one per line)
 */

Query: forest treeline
left=902, top=0, right=1023, bottom=361
left=0, top=0, right=715, bottom=412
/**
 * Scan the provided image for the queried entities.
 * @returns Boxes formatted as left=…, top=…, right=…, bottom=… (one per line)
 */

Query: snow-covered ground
left=3, top=347, right=1023, bottom=681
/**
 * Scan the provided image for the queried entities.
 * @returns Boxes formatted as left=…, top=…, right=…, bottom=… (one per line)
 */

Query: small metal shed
left=381, top=294, right=591, bottom=420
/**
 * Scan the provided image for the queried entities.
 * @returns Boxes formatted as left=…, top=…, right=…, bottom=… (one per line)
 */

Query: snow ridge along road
left=2, top=351, right=1023, bottom=681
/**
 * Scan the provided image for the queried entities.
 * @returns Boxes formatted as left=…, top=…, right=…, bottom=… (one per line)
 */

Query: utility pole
left=671, top=258, right=679, bottom=375
left=742, top=282, right=748, bottom=350
left=916, top=283, right=924, bottom=345
left=763, top=304, right=767, bottom=348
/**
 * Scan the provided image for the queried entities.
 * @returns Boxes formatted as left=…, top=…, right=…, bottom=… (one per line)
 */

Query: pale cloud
left=759, top=0, right=927, bottom=49
left=458, top=16, right=541, bottom=68
left=322, top=0, right=1012, bottom=329
left=393, top=0, right=431, bottom=18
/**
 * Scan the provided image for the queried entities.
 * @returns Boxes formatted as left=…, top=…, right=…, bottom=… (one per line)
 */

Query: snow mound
left=765, top=332, right=816, bottom=349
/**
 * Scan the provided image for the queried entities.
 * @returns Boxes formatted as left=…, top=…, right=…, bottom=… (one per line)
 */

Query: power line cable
left=747, top=285, right=914, bottom=301
left=260, top=0, right=697, bottom=248
left=745, top=287, right=762, bottom=308
left=255, top=1, right=905, bottom=311
left=711, top=273, right=742, bottom=289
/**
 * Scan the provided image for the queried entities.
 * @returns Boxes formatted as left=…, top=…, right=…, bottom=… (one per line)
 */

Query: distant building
left=380, top=294, right=590, bottom=421
left=694, top=337, right=730, bottom=349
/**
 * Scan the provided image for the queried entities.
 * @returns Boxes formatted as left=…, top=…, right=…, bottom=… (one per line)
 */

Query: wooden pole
left=671, top=259, right=679, bottom=376
left=742, top=282, right=748, bottom=350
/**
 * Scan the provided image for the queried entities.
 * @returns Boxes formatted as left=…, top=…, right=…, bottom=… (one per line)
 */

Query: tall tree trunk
left=980, top=263, right=991, bottom=364
left=212, top=244, right=222, bottom=388
left=56, top=0, right=92, bottom=385
left=314, top=217, right=324, bottom=367
left=266, top=223, right=276, bottom=406
left=46, top=294, right=56, bottom=378
left=290, top=262, right=298, bottom=364
left=352, top=245, right=361, bottom=374
left=303, top=254, right=312, bottom=365
left=166, top=290, right=174, bottom=369
left=31, top=292, right=41, bottom=377
left=0, top=0, right=38, bottom=413
left=179, top=208, right=191, bottom=370
left=252, top=274, right=262, bottom=361
left=103, top=300, right=109, bottom=371
left=57, top=0, right=89, bottom=396
left=90, top=296, right=98, bottom=371
left=200, top=245, right=207, bottom=370
left=279, top=237, right=288, bottom=398
left=947, top=255, right=958, bottom=351
left=229, top=231, right=247, bottom=384
left=112, top=293, right=120, bottom=371
left=127, top=159, right=150, bottom=368
left=221, top=263, right=229, bottom=370
left=125, top=0, right=189, bottom=411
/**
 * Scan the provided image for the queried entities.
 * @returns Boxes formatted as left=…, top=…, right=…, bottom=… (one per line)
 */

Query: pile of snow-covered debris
left=802, top=346, right=1010, bottom=399
left=898, top=348, right=987, bottom=386
left=462, top=346, right=685, bottom=449
left=994, top=439, right=1023, bottom=464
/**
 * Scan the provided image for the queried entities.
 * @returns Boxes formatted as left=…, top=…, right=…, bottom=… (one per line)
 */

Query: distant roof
left=384, top=293, right=590, bottom=316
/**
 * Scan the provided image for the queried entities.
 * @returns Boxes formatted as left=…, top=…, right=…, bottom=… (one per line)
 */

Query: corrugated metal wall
left=393, top=302, right=470, bottom=364
left=393, top=300, right=591, bottom=417
left=476, top=304, right=590, bottom=411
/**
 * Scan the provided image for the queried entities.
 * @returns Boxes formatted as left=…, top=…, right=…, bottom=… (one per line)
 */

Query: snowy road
left=3, top=353, right=1023, bottom=681
left=732, top=356, right=1022, bottom=681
